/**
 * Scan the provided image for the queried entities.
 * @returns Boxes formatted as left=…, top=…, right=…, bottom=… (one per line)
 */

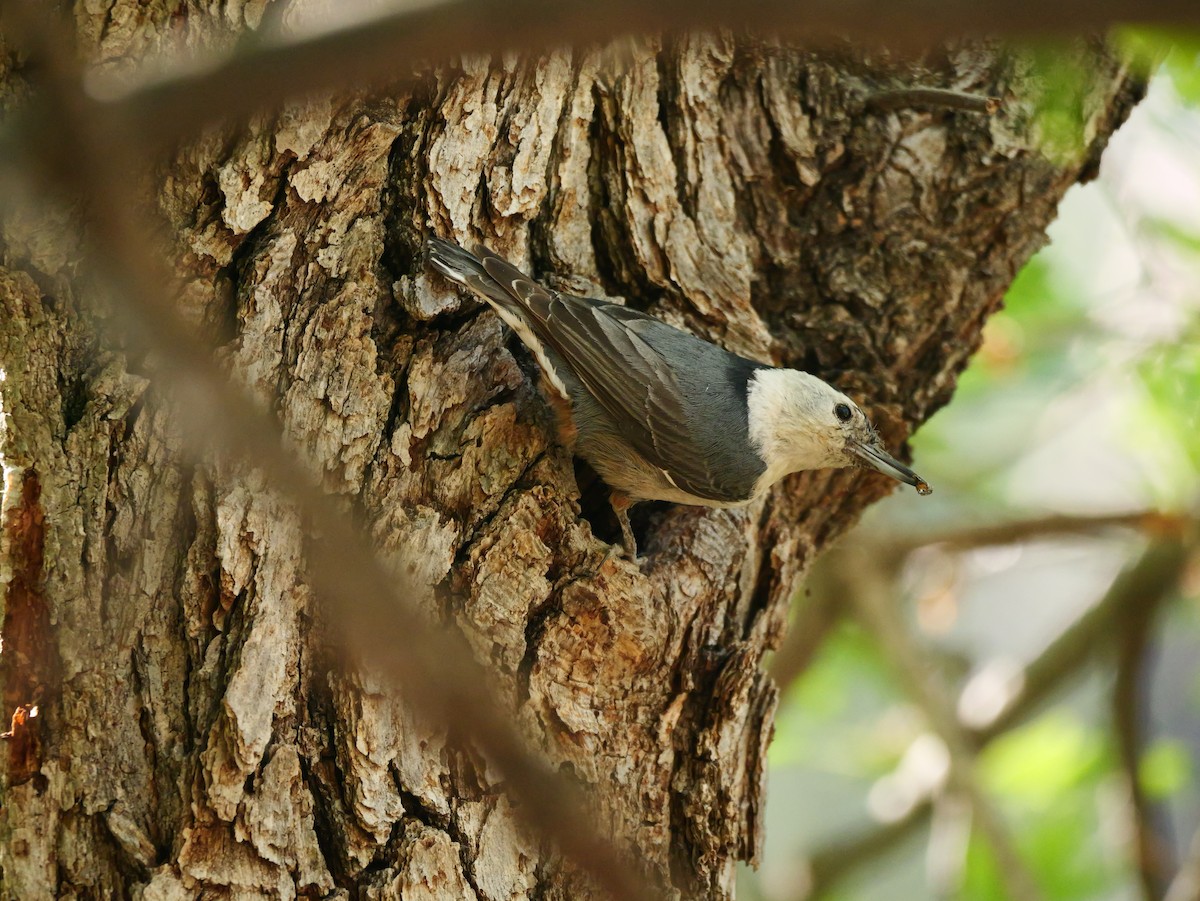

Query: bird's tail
left=426, top=236, right=485, bottom=284
left=425, top=236, right=571, bottom=398
left=426, top=237, right=521, bottom=312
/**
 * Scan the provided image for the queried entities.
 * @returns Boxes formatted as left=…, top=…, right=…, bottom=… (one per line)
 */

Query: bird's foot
left=617, top=517, right=638, bottom=561
left=609, top=492, right=640, bottom=561
left=595, top=491, right=652, bottom=567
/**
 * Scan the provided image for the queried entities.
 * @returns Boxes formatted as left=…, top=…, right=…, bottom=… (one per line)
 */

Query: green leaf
left=1022, top=44, right=1096, bottom=164
left=980, top=713, right=1108, bottom=803
left=1140, top=739, right=1193, bottom=800
left=1126, top=325, right=1200, bottom=500
left=1115, top=28, right=1200, bottom=103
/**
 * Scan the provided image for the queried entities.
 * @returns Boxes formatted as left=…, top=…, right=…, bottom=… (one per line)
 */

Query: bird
left=426, top=237, right=930, bottom=559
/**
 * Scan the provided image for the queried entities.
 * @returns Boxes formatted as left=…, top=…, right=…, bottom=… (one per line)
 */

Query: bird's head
left=747, top=369, right=932, bottom=494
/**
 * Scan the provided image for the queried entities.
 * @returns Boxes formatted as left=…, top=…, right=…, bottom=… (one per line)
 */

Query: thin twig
left=867, top=87, right=1001, bottom=114
left=0, top=4, right=652, bottom=899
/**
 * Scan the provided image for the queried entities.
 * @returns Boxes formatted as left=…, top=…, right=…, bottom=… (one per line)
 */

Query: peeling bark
left=0, top=8, right=1141, bottom=899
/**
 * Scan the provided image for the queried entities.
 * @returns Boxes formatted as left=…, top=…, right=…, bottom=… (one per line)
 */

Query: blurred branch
left=0, top=4, right=650, bottom=899
left=973, top=535, right=1193, bottom=745
left=769, top=571, right=843, bottom=693
left=886, top=509, right=1187, bottom=557
left=1113, top=551, right=1177, bottom=900
left=801, top=534, right=1196, bottom=900
left=843, top=546, right=1045, bottom=901
left=7, top=0, right=1200, bottom=156
left=807, top=805, right=928, bottom=894
left=1166, top=824, right=1200, bottom=901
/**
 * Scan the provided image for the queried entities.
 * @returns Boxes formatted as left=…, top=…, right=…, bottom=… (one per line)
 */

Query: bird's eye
left=834, top=403, right=852, bottom=422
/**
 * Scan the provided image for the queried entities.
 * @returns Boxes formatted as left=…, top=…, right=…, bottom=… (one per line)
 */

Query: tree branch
left=7, top=0, right=1193, bottom=156
left=806, top=808, right=927, bottom=896
left=885, top=510, right=1186, bottom=557
left=973, top=535, right=1193, bottom=745
left=1113, top=556, right=1177, bottom=899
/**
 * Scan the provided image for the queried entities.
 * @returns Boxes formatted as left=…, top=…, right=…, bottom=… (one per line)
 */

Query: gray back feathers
left=427, top=238, right=768, bottom=502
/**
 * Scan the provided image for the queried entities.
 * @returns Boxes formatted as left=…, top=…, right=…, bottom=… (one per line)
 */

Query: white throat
left=746, top=368, right=848, bottom=493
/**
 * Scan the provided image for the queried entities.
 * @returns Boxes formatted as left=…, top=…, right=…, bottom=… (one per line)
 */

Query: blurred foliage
left=1140, top=739, right=1193, bottom=800
left=1024, top=45, right=1096, bottom=164
left=772, top=622, right=906, bottom=775
left=742, top=41, right=1200, bottom=901
left=1119, top=29, right=1200, bottom=102
left=974, top=718, right=1120, bottom=899
left=1132, top=326, right=1200, bottom=500
left=962, top=792, right=1125, bottom=901
left=980, top=714, right=1110, bottom=803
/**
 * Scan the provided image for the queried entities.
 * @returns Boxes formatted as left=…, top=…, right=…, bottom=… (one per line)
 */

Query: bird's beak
left=850, top=440, right=933, bottom=495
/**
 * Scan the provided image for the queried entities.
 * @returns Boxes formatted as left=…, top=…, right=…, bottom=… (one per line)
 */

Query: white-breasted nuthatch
left=427, top=238, right=931, bottom=558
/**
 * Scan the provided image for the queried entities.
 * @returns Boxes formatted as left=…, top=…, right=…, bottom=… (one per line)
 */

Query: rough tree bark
left=0, top=7, right=1141, bottom=900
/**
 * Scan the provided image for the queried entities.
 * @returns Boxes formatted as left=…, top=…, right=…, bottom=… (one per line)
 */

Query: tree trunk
left=0, top=9, right=1140, bottom=900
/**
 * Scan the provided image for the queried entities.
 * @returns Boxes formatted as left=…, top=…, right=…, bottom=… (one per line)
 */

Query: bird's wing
left=476, top=252, right=737, bottom=502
